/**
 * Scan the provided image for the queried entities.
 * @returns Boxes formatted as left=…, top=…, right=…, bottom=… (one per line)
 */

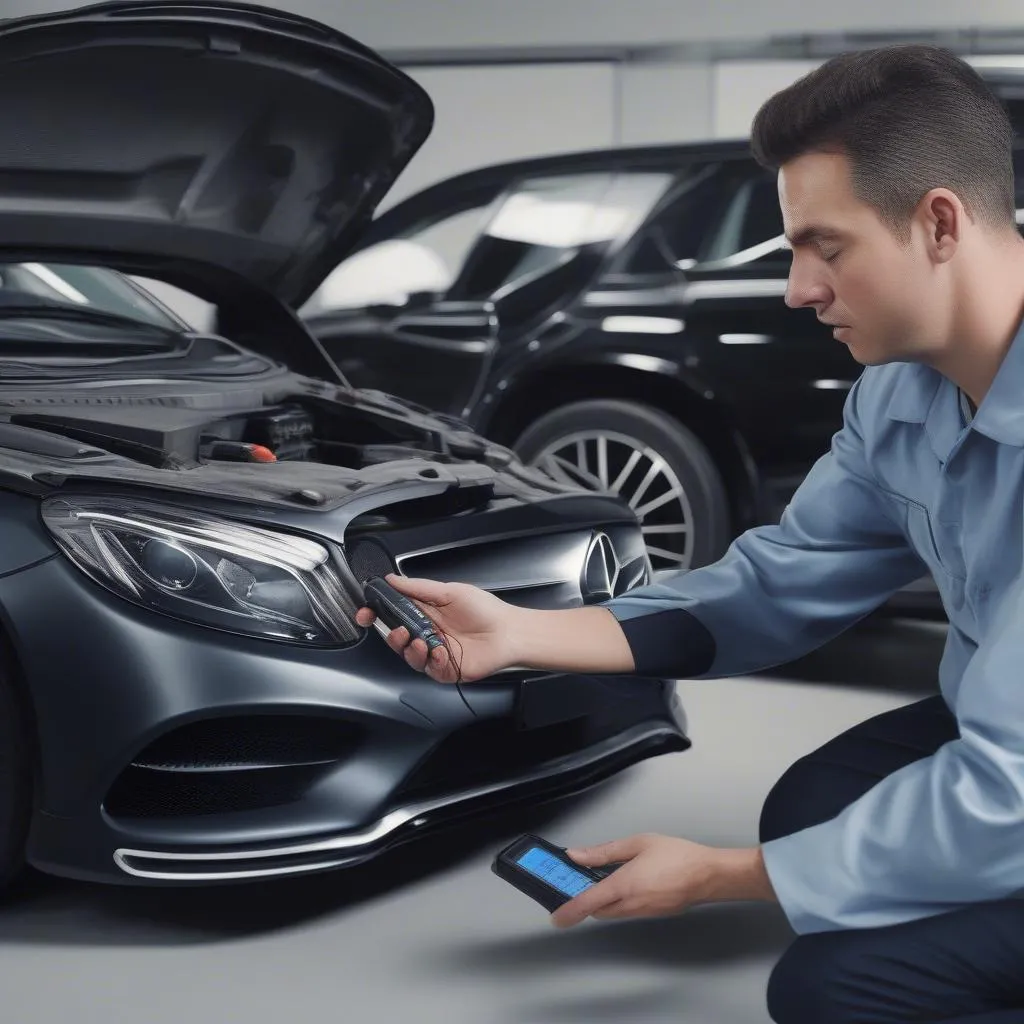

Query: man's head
left=751, top=45, right=1020, bottom=365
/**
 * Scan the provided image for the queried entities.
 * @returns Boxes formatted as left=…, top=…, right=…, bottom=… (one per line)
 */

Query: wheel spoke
left=549, top=451, right=604, bottom=490
left=635, top=487, right=686, bottom=520
left=597, top=436, right=609, bottom=488
left=575, top=439, right=587, bottom=475
left=539, top=453, right=580, bottom=486
left=641, top=524, right=689, bottom=535
left=627, top=459, right=663, bottom=511
left=645, top=545, right=690, bottom=565
left=610, top=448, right=642, bottom=493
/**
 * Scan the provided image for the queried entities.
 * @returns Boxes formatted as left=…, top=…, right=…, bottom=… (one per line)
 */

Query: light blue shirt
left=604, top=316, right=1024, bottom=934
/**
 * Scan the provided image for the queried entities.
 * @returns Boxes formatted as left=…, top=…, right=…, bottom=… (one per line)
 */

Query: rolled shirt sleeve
left=601, top=374, right=927, bottom=680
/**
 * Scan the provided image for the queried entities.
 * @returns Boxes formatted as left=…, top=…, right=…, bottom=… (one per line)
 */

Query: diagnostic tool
left=492, top=833, right=621, bottom=912
left=363, top=576, right=445, bottom=651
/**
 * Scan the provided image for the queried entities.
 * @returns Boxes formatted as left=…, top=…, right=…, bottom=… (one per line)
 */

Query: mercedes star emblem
left=580, top=531, right=620, bottom=603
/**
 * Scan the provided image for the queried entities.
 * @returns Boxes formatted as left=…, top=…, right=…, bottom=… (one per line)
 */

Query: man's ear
left=917, top=188, right=964, bottom=263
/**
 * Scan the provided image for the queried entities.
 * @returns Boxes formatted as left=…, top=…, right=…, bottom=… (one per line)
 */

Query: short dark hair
left=750, top=45, right=1016, bottom=239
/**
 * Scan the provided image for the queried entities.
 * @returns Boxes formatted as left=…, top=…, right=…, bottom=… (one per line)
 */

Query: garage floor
left=0, top=617, right=946, bottom=1024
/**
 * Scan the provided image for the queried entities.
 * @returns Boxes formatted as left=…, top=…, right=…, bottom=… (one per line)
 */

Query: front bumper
left=2, top=556, right=688, bottom=886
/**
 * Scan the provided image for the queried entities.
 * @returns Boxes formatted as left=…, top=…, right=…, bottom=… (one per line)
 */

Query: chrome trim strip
left=682, top=279, right=788, bottom=300
left=583, top=278, right=788, bottom=307
left=113, top=723, right=681, bottom=881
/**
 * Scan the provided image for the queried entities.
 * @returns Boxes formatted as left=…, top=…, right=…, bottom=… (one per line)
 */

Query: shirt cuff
left=761, top=830, right=845, bottom=935
left=605, top=606, right=716, bottom=678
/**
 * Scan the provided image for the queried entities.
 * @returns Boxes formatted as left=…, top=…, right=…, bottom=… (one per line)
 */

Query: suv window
left=301, top=199, right=496, bottom=315
left=617, top=165, right=730, bottom=277
left=697, top=169, right=788, bottom=268
left=448, top=171, right=673, bottom=302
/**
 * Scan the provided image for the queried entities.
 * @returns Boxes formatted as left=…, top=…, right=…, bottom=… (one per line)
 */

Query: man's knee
left=766, top=932, right=866, bottom=1024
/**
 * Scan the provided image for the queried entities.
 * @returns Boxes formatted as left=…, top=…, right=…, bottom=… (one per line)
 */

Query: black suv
left=303, top=98, right=1024, bottom=583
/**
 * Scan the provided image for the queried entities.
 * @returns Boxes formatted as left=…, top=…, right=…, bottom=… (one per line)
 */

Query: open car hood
left=0, top=1, right=433, bottom=309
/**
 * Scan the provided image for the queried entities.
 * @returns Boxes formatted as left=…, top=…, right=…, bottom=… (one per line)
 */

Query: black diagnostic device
left=363, top=576, right=445, bottom=651
left=492, top=833, right=621, bottom=912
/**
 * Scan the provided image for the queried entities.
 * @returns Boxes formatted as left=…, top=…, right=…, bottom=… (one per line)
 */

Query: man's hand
left=549, top=833, right=777, bottom=928
left=355, top=575, right=521, bottom=683
left=356, top=574, right=636, bottom=682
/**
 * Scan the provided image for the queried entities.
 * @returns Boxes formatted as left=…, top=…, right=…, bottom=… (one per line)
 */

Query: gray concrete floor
left=0, top=616, right=947, bottom=1024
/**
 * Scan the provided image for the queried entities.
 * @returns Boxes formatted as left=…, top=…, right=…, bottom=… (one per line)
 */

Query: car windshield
left=0, top=263, right=280, bottom=380
left=0, top=262, right=185, bottom=333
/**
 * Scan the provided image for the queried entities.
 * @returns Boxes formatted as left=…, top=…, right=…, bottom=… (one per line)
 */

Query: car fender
left=0, top=491, right=56, bottom=578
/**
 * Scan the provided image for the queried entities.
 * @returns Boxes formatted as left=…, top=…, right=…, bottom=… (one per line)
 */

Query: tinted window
left=620, top=166, right=730, bottom=276
left=698, top=170, right=787, bottom=266
left=449, top=171, right=673, bottom=301
left=301, top=199, right=496, bottom=314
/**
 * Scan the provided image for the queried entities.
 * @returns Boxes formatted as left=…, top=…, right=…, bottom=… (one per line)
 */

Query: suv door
left=302, top=194, right=503, bottom=419
left=305, top=169, right=673, bottom=421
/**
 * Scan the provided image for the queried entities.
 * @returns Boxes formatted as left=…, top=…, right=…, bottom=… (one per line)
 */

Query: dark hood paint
left=0, top=1, right=433, bottom=309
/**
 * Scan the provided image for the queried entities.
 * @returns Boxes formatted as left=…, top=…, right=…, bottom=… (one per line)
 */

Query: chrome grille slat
left=395, top=525, right=650, bottom=608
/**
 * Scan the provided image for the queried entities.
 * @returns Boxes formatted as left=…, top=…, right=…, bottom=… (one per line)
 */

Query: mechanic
left=357, top=44, right=1024, bottom=1024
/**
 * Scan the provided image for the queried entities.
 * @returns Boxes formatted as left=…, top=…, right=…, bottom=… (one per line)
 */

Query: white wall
left=618, top=62, right=715, bottom=145
left=386, top=63, right=618, bottom=207
left=386, top=58, right=826, bottom=202
left=30, top=0, right=1024, bottom=51
left=712, top=60, right=824, bottom=139
left=6, top=0, right=1024, bottom=53
left=388, top=59, right=727, bottom=205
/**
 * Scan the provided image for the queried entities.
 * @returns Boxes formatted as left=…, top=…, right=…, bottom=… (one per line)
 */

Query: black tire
left=0, top=643, right=33, bottom=894
left=514, top=399, right=731, bottom=571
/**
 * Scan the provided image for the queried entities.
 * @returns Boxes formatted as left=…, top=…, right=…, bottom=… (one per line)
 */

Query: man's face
left=778, top=151, right=945, bottom=365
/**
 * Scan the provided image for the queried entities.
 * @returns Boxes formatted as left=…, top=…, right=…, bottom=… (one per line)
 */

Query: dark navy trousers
left=759, top=695, right=1024, bottom=1023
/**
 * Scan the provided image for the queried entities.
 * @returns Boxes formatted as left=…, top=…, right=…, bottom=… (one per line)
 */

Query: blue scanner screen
left=516, top=846, right=594, bottom=897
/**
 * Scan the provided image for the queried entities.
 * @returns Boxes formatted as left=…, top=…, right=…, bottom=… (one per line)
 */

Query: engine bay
left=1, top=392, right=465, bottom=472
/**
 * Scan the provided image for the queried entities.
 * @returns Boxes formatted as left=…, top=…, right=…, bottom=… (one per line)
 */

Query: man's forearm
left=708, top=847, right=777, bottom=904
left=509, top=605, right=636, bottom=675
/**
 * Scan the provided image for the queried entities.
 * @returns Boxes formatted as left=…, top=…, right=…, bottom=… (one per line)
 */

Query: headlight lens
left=41, top=497, right=360, bottom=646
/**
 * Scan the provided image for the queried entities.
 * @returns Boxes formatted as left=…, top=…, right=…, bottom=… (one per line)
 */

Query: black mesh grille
left=346, top=538, right=397, bottom=583
left=129, top=715, right=360, bottom=771
left=104, top=715, right=362, bottom=819
left=104, top=763, right=331, bottom=818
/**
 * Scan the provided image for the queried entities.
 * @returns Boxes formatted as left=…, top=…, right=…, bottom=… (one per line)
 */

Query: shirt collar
left=884, top=361, right=941, bottom=425
left=884, top=315, right=1024, bottom=448
left=971, top=316, right=1024, bottom=446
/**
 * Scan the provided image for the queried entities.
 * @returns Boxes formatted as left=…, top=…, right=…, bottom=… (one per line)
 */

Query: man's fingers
left=590, top=900, right=633, bottom=920
left=385, top=626, right=411, bottom=655
left=355, top=608, right=376, bottom=627
left=550, top=880, right=620, bottom=928
left=403, top=638, right=430, bottom=672
left=385, top=573, right=450, bottom=607
left=565, top=835, right=647, bottom=866
left=424, top=645, right=459, bottom=684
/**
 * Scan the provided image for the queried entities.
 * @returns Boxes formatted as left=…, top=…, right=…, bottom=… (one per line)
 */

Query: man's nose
left=785, top=269, right=830, bottom=311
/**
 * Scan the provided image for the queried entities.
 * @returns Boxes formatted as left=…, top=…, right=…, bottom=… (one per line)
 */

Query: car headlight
left=41, top=497, right=360, bottom=647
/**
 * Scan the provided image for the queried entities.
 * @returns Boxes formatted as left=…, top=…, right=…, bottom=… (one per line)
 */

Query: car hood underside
left=0, top=1, right=433, bottom=309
